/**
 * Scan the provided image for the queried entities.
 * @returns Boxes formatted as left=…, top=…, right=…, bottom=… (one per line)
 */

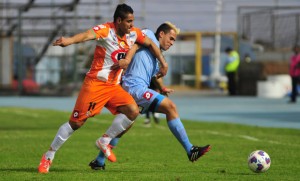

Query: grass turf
left=0, top=107, right=300, bottom=181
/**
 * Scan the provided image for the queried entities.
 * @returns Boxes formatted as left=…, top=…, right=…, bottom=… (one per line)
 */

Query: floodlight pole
left=211, top=0, right=222, bottom=82
left=17, top=8, right=23, bottom=94
left=73, top=7, right=78, bottom=83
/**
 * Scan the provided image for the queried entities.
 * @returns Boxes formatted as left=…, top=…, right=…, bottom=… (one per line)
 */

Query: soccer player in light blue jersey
left=89, top=22, right=211, bottom=170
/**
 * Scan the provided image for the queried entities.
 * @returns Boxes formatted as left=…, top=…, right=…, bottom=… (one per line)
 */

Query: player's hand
left=53, top=37, right=69, bottom=47
left=161, top=87, right=174, bottom=97
left=156, top=63, right=168, bottom=78
left=111, top=58, right=130, bottom=70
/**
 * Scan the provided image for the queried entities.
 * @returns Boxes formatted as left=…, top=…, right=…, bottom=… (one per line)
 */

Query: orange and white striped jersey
left=86, top=22, right=146, bottom=85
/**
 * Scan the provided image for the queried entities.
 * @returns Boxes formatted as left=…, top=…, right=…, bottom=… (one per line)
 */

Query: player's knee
left=167, top=101, right=177, bottom=112
left=69, top=119, right=86, bottom=130
left=127, top=107, right=139, bottom=120
left=119, top=104, right=139, bottom=120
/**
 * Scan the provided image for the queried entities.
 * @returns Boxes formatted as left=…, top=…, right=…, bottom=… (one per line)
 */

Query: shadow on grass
left=0, top=167, right=81, bottom=173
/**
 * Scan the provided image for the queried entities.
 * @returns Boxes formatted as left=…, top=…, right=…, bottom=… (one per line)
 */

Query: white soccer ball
left=248, top=150, right=271, bottom=173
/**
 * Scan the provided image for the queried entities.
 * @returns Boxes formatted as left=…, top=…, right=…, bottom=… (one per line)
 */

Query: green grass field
left=0, top=107, right=300, bottom=181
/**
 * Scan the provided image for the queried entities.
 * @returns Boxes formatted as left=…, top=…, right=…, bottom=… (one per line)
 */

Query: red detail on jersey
left=143, top=91, right=153, bottom=100
left=111, top=49, right=127, bottom=63
left=93, top=26, right=100, bottom=31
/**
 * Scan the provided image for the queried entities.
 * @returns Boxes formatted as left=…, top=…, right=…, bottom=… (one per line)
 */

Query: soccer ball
left=248, top=150, right=271, bottom=173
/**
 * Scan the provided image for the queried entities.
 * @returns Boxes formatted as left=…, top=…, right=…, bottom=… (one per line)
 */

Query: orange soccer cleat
left=96, top=140, right=116, bottom=162
left=38, top=154, right=52, bottom=173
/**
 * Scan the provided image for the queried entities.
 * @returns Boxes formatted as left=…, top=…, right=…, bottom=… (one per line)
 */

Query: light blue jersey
left=122, top=29, right=165, bottom=113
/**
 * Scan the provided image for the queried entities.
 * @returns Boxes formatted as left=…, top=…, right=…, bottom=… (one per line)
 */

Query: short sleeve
left=92, top=23, right=110, bottom=39
left=133, top=27, right=146, bottom=45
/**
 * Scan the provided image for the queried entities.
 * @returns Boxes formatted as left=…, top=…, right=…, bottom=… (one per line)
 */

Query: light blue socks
left=167, top=118, right=193, bottom=154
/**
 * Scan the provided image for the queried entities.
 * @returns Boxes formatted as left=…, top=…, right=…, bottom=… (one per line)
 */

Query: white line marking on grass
left=154, top=125, right=167, bottom=130
left=267, top=140, right=283, bottom=145
left=206, top=130, right=259, bottom=141
left=238, top=135, right=259, bottom=141
left=205, top=130, right=288, bottom=145
left=9, top=109, right=40, bottom=118
left=206, top=130, right=231, bottom=137
left=141, top=124, right=152, bottom=128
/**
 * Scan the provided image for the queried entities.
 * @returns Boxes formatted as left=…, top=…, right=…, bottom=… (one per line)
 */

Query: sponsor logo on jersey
left=143, top=91, right=153, bottom=100
left=72, top=110, right=79, bottom=118
left=119, top=41, right=126, bottom=48
left=111, top=49, right=126, bottom=63
left=128, top=32, right=138, bottom=46
left=129, top=32, right=137, bottom=38
left=111, top=41, right=118, bottom=46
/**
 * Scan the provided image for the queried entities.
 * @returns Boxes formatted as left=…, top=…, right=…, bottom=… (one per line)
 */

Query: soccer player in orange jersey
left=38, top=3, right=168, bottom=174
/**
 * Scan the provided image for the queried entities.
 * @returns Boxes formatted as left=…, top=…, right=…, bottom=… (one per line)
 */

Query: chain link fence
left=238, top=6, right=300, bottom=50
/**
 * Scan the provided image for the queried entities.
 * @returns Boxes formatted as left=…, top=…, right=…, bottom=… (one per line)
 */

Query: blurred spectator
left=12, top=75, right=39, bottom=94
left=289, top=45, right=300, bottom=103
left=224, top=47, right=240, bottom=96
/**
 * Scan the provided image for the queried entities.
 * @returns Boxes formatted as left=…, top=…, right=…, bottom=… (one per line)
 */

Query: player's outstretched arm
left=53, top=29, right=96, bottom=47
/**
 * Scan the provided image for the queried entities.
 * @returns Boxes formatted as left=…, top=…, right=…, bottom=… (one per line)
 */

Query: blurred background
left=0, top=0, right=299, bottom=98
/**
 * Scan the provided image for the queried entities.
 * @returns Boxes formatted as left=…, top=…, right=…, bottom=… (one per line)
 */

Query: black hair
left=225, top=47, right=232, bottom=53
left=113, top=3, right=134, bottom=22
left=155, top=23, right=173, bottom=39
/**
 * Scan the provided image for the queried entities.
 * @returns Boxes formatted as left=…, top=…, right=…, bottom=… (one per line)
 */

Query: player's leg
left=128, top=87, right=194, bottom=153
left=95, top=113, right=135, bottom=162
left=155, top=97, right=193, bottom=151
left=144, top=110, right=151, bottom=124
left=91, top=112, right=136, bottom=170
left=94, top=85, right=139, bottom=162
left=39, top=123, right=88, bottom=173
left=227, top=72, right=236, bottom=96
left=42, top=118, right=88, bottom=160
left=124, top=88, right=195, bottom=155
left=297, top=77, right=300, bottom=102
left=38, top=120, right=77, bottom=174
left=38, top=77, right=107, bottom=173
left=153, top=112, right=160, bottom=124
left=156, top=97, right=211, bottom=162
left=89, top=137, right=120, bottom=170
left=290, top=76, right=297, bottom=103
